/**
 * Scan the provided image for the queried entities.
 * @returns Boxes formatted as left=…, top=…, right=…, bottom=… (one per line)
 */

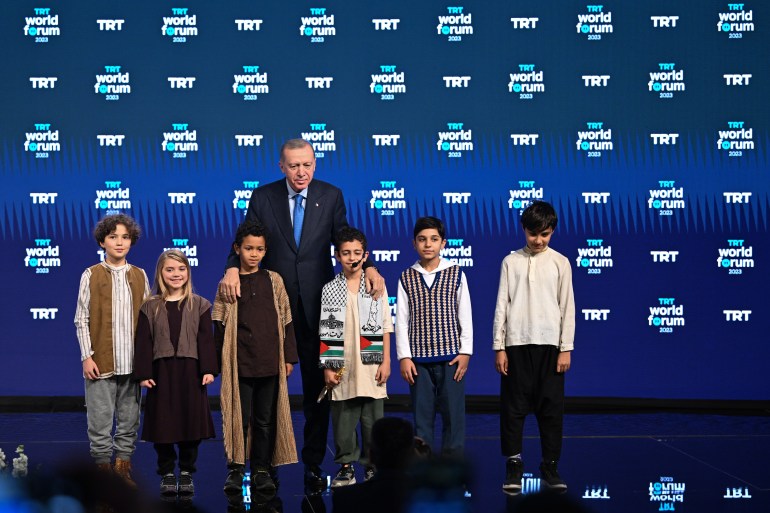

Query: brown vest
left=140, top=295, right=211, bottom=360
left=88, top=263, right=146, bottom=375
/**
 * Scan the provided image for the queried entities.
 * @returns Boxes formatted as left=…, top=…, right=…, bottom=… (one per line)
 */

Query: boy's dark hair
left=93, top=214, right=141, bottom=245
left=521, top=201, right=558, bottom=232
left=334, top=226, right=367, bottom=253
left=233, top=219, right=269, bottom=248
left=413, top=216, right=446, bottom=240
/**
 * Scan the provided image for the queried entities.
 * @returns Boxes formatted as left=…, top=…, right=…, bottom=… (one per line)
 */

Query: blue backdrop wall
left=2, top=1, right=767, bottom=400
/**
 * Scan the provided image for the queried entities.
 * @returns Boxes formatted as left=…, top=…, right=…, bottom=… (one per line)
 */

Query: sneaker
left=502, top=457, right=524, bottom=496
left=250, top=469, right=277, bottom=505
left=178, top=471, right=195, bottom=495
left=539, top=461, right=567, bottom=492
left=364, top=466, right=376, bottom=482
left=223, top=465, right=245, bottom=496
left=331, top=464, right=356, bottom=487
left=160, top=473, right=177, bottom=496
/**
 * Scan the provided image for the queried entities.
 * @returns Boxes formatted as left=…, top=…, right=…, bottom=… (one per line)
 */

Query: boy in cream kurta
left=319, top=227, right=393, bottom=487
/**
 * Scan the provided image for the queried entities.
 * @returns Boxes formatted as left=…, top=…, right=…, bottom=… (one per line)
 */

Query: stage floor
left=1, top=411, right=768, bottom=512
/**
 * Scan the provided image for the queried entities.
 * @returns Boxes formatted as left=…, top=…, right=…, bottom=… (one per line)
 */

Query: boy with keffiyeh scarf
left=319, top=227, right=393, bottom=487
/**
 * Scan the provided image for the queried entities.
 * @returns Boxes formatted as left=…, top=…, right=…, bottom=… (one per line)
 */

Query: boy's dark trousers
left=239, top=375, right=279, bottom=470
left=154, top=440, right=200, bottom=475
left=500, top=345, right=565, bottom=462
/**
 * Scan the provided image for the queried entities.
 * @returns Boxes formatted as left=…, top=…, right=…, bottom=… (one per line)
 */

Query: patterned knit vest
left=400, top=265, right=461, bottom=361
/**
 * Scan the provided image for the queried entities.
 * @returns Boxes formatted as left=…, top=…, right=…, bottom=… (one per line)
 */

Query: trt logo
left=234, top=19, right=263, bottom=31
left=723, top=310, right=751, bottom=321
left=443, top=192, right=471, bottom=204
left=724, top=74, right=752, bottom=86
left=372, top=19, right=400, bottom=30
left=30, top=193, right=58, bottom=204
left=582, top=75, right=610, bottom=87
left=97, top=135, right=125, bottom=147
left=651, top=251, right=679, bottom=262
left=30, top=77, right=58, bottom=88
left=371, top=250, right=400, bottom=262
left=168, top=77, right=196, bottom=88
left=372, top=135, right=400, bottom=146
left=97, top=19, right=125, bottom=31
left=172, top=239, right=189, bottom=246
left=510, top=134, right=539, bottom=145
left=31, top=308, right=58, bottom=319
left=510, top=17, right=538, bottom=29
left=447, top=239, right=463, bottom=246
left=235, top=135, right=263, bottom=147
left=723, top=192, right=751, bottom=204
left=582, top=192, right=610, bottom=204
left=582, top=309, right=610, bottom=321
left=305, top=77, right=333, bottom=89
left=168, top=193, right=196, bottom=204
left=650, top=16, right=679, bottom=27
left=650, top=134, right=679, bottom=145
left=443, top=76, right=471, bottom=88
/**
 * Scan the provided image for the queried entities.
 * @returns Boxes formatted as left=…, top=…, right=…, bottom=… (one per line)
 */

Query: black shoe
left=303, top=464, right=326, bottom=492
left=178, top=471, right=195, bottom=495
left=224, top=465, right=245, bottom=496
left=502, top=457, right=524, bottom=496
left=160, top=473, right=177, bottom=496
left=331, top=464, right=356, bottom=487
left=364, top=466, right=376, bottom=482
left=539, top=461, right=567, bottom=492
left=250, top=468, right=277, bottom=505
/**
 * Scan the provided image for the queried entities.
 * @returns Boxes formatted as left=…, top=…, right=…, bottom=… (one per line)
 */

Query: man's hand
left=218, top=267, right=241, bottom=304
left=364, top=266, right=385, bottom=300
left=400, top=358, right=418, bottom=385
left=557, top=351, right=571, bottom=373
left=448, top=354, right=470, bottom=382
left=82, top=357, right=100, bottom=380
left=495, top=350, right=508, bottom=376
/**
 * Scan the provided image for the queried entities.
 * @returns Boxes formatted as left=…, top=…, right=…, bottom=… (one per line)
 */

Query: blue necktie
left=293, top=194, right=304, bottom=248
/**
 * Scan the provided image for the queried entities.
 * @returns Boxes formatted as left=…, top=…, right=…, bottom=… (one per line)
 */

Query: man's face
left=279, top=145, right=316, bottom=192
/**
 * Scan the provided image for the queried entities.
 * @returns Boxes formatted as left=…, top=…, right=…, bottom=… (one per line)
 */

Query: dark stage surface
left=1, top=411, right=768, bottom=512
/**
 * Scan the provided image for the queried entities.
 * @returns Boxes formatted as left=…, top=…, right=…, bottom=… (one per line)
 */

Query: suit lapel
left=266, top=182, right=297, bottom=253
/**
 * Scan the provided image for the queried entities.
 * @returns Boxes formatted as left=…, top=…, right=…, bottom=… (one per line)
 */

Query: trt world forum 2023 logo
left=162, top=124, right=198, bottom=158
left=370, top=66, right=406, bottom=101
left=24, top=8, right=60, bottom=43
left=95, top=181, right=131, bottom=214
left=577, top=5, right=613, bottom=40
left=717, top=4, right=754, bottom=38
left=717, top=239, right=754, bottom=275
left=162, top=8, right=198, bottom=43
left=437, top=7, right=473, bottom=41
left=508, top=181, right=544, bottom=214
left=648, top=181, right=685, bottom=216
left=576, top=122, right=613, bottom=157
left=508, top=64, right=545, bottom=100
left=648, top=63, right=685, bottom=99
left=370, top=181, right=406, bottom=216
left=25, top=123, right=60, bottom=159
left=301, top=124, right=336, bottom=158
left=24, top=238, right=61, bottom=274
left=94, top=66, right=131, bottom=101
left=437, top=123, right=473, bottom=158
left=576, top=239, right=613, bottom=275
left=233, top=66, right=269, bottom=101
left=300, top=8, right=336, bottom=43
left=717, top=121, right=754, bottom=158
left=648, top=298, right=685, bottom=334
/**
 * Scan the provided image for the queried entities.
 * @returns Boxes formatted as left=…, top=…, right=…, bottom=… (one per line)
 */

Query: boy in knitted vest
left=396, top=216, right=473, bottom=457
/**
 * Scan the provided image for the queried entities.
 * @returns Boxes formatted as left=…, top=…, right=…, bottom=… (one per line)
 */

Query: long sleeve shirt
left=395, top=258, right=473, bottom=360
left=492, top=247, right=575, bottom=352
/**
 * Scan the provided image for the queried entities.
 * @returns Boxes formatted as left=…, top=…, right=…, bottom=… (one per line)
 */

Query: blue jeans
left=409, top=361, right=465, bottom=456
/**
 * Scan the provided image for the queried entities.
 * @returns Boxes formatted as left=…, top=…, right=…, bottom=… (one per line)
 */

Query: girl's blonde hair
left=152, top=249, right=194, bottom=309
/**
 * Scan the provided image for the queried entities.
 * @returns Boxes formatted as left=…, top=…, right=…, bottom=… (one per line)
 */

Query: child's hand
left=324, top=368, right=341, bottom=386
left=140, top=379, right=156, bottom=388
left=82, top=357, right=100, bottom=380
left=495, top=350, right=508, bottom=376
left=286, top=363, right=294, bottom=377
left=400, top=358, right=417, bottom=385
left=449, top=354, right=470, bottom=382
left=201, top=374, right=214, bottom=386
left=556, top=351, right=571, bottom=373
left=375, top=360, right=391, bottom=385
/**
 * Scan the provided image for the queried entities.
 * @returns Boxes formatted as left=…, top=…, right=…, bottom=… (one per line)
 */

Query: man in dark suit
left=219, top=139, right=383, bottom=491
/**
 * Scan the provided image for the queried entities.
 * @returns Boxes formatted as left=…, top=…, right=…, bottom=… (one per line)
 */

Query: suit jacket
left=227, top=178, right=348, bottom=332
